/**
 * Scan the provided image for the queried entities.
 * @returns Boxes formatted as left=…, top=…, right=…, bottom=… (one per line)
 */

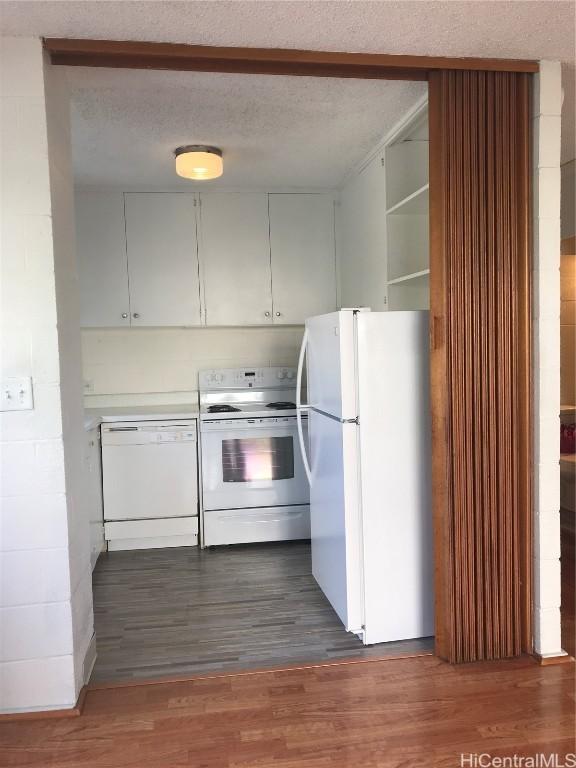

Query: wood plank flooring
left=1, top=655, right=574, bottom=767
left=91, top=542, right=433, bottom=683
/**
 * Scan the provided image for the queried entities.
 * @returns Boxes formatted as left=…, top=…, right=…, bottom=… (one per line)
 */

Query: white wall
left=82, top=326, right=304, bottom=407
left=0, top=38, right=93, bottom=712
left=532, top=61, right=564, bottom=657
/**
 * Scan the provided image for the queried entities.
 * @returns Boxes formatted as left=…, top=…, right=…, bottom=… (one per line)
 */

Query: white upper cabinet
left=77, top=190, right=338, bottom=328
left=268, top=194, right=337, bottom=324
left=198, top=192, right=272, bottom=326
left=337, top=155, right=388, bottom=312
left=124, top=193, right=201, bottom=326
left=76, top=192, right=130, bottom=327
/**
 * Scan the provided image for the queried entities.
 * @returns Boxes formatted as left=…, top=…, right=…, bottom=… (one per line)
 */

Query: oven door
left=201, top=417, right=309, bottom=511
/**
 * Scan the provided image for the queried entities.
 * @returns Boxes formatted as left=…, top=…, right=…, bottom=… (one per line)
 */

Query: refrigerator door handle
left=296, top=328, right=312, bottom=485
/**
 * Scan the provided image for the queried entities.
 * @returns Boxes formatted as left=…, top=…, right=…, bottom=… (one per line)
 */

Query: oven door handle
left=296, top=327, right=312, bottom=485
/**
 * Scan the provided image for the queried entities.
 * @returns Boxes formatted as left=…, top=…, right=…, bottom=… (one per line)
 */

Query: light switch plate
left=1, top=376, right=34, bottom=411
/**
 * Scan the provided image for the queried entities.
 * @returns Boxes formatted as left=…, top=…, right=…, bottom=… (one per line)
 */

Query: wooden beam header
left=43, top=39, right=539, bottom=79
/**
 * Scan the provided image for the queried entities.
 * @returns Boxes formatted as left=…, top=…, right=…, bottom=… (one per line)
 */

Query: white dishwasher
left=101, top=420, right=199, bottom=551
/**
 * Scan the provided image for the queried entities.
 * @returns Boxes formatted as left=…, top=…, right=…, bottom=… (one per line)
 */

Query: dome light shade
left=174, top=145, right=223, bottom=180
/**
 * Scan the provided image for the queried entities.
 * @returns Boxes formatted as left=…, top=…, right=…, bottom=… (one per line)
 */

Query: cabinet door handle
left=264, top=311, right=271, bottom=317
left=275, top=312, right=282, bottom=317
left=121, top=313, right=128, bottom=319
left=133, top=313, right=140, bottom=319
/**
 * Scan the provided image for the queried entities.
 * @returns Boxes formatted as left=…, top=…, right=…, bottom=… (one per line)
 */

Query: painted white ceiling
left=1, top=0, right=574, bottom=163
left=65, top=68, right=425, bottom=189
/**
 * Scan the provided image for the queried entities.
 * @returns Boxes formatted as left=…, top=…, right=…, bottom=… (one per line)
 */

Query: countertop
left=84, top=404, right=199, bottom=430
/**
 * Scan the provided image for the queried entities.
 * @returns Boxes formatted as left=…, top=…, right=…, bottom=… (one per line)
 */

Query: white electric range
left=199, top=367, right=310, bottom=546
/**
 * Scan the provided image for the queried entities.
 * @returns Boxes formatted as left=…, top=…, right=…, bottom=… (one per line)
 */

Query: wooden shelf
left=386, top=184, right=429, bottom=215
left=386, top=268, right=430, bottom=286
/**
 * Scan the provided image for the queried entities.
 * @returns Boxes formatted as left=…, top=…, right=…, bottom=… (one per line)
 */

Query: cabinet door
left=76, top=192, right=130, bottom=327
left=337, top=154, right=388, bottom=311
left=198, top=193, right=272, bottom=325
left=124, top=193, right=201, bottom=326
left=269, top=194, right=336, bottom=324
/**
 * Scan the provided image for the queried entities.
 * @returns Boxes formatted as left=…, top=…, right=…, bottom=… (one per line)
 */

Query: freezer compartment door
left=309, top=409, right=363, bottom=633
left=305, top=310, right=360, bottom=421
left=356, top=310, right=434, bottom=643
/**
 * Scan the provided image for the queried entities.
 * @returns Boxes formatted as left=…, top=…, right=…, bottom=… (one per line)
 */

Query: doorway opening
left=69, top=64, right=434, bottom=684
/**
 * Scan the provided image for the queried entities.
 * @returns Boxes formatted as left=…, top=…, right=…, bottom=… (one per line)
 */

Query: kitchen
left=73, top=66, right=433, bottom=682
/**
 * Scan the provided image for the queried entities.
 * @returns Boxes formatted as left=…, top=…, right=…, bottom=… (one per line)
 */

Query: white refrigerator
left=296, top=308, right=433, bottom=645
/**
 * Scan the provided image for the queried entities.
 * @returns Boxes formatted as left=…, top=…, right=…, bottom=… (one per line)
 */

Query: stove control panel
left=200, top=414, right=307, bottom=431
left=199, top=367, right=297, bottom=390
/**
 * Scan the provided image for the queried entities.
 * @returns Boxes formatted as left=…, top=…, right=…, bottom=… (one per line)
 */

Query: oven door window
left=222, top=436, right=294, bottom=482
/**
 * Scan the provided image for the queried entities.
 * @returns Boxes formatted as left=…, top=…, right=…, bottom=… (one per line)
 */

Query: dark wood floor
left=91, top=542, right=433, bottom=683
left=1, top=655, right=574, bottom=767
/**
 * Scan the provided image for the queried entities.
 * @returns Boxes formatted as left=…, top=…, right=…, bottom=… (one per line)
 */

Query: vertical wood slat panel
left=429, top=70, right=532, bottom=663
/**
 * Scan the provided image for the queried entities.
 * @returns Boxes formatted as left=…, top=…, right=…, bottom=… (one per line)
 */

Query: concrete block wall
left=532, top=61, right=564, bottom=657
left=44, top=53, right=95, bottom=697
left=0, top=38, right=92, bottom=712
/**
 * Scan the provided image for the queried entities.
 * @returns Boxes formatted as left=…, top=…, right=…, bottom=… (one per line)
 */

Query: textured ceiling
left=1, top=0, right=574, bottom=163
left=65, top=68, right=425, bottom=188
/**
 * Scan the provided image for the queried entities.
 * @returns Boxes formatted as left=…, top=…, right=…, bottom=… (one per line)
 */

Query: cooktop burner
left=266, top=402, right=296, bottom=410
left=207, top=404, right=241, bottom=413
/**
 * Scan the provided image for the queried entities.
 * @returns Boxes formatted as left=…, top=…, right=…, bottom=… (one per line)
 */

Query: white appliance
left=101, top=420, right=199, bottom=551
left=199, top=367, right=310, bottom=546
left=297, top=309, right=433, bottom=645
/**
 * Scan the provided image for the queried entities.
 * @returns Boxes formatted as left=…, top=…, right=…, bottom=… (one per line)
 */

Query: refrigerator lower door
left=356, top=310, right=434, bottom=643
left=309, top=409, right=363, bottom=634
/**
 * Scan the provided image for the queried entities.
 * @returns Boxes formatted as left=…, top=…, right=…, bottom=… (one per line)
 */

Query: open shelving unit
left=384, top=104, right=429, bottom=311
left=387, top=268, right=430, bottom=286
left=386, top=183, right=429, bottom=216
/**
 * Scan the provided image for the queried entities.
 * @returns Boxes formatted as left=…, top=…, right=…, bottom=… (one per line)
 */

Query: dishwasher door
left=101, top=421, right=198, bottom=522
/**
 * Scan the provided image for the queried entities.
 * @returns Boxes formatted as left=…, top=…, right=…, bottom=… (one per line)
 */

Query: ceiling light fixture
left=174, top=145, right=223, bottom=181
